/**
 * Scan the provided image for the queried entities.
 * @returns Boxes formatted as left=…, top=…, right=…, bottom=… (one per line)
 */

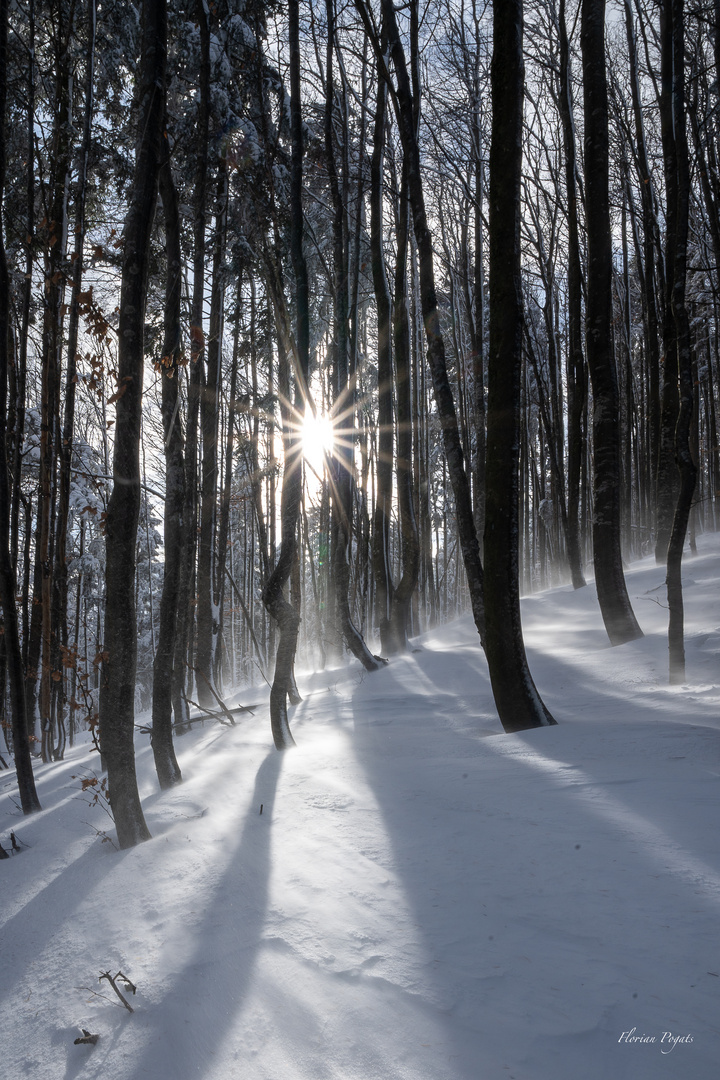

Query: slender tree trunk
left=655, top=3, right=682, bottom=564
left=484, top=0, right=556, bottom=732
left=664, top=0, right=696, bottom=682
left=581, top=0, right=643, bottom=644
left=151, top=158, right=184, bottom=789
left=390, top=163, right=420, bottom=649
left=362, top=0, right=485, bottom=642
left=36, top=13, right=73, bottom=762
left=624, top=0, right=662, bottom=532
left=215, top=286, right=241, bottom=686
left=0, top=0, right=41, bottom=813
left=99, top=0, right=166, bottom=848
left=558, top=0, right=587, bottom=589
left=196, top=155, right=227, bottom=701
left=327, top=2, right=381, bottom=671
left=172, top=0, right=210, bottom=730
left=51, top=0, right=97, bottom=762
left=262, top=0, right=309, bottom=749
left=12, top=0, right=34, bottom=585
left=369, top=24, right=395, bottom=654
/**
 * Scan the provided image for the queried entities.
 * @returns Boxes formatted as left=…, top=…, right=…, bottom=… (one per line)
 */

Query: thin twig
left=99, top=971, right=134, bottom=1013
left=194, top=668, right=239, bottom=725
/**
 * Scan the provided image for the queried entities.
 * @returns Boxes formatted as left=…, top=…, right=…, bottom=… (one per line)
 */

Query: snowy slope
left=1, top=538, right=719, bottom=1080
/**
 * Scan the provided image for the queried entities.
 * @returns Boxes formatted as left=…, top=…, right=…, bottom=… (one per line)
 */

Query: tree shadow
left=58, top=747, right=284, bottom=1080
left=347, top=651, right=720, bottom=1079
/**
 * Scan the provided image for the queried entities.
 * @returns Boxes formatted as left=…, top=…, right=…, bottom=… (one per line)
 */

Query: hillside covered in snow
left=1, top=538, right=719, bottom=1080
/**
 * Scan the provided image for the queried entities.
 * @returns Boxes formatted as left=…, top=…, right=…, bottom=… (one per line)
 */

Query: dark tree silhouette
left=483, top=0, right=556, bottom=732
left=99, top=0, right=167, bottom=847
left=581, top=0, right=643, bottom=646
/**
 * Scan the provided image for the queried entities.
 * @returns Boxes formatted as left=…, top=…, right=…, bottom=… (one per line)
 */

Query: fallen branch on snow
left=98, top=971, right=136, bottom=1013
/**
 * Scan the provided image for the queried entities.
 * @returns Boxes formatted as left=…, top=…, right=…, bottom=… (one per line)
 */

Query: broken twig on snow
left=98, top=970, right=136, bottom=1013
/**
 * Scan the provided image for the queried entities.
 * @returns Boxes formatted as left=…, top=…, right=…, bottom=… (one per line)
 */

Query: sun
left=301, top=410, right=334, bottom=476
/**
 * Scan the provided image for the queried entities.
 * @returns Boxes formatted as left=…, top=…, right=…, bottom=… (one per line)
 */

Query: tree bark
left=0, top=0, right=41, bottom=813
left=663, top=0, right=696, bottom=683
left=326, top=1, right=381, bottom=672
left=261, top=0, right=309, bottom=749
left=581, top=0, right=643, bottom=645
left=624, top=0, right=662, bottom=538
left=369, top=25, right=395, bottom=654
left=390, top=163, right=420, bottom=650
left=558, top=0, right=587, bottom=589
left=99, top=0, right=166, bottom=847
left=35, top=10, right=73, bottom=762
left=196, top=156, right=228, bottom=701
left=363, top=0, right=485, bottom=642
left=51, top=0, right=98, bottom=763
left=151, top=157, right=184, bottom=790
left=655, top=0, right=681, bottom=565
left=484, top=0, right=556, bottom=732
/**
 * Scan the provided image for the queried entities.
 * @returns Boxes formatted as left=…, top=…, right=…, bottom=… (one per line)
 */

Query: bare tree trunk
left=172, top=0, right=210, bottom=730
left=36, top=11, right=73, bottom=762
left=261, top=0, right=309, bottom=749
left=624, top=0, right=662, bottom=542
left=581, top=0, right=643, bottom=645
left=390, top=164, right=420, bottom=650
left=151, top=157, right=184, bottom=789
left=663, top=0, right=696, bottom=683
left=0, top=0, right=41, bottom=813
left=99, top=0, right=166, bottom=848
left=484, top=0, right=556, bottom=732
left=327, top=1, right=381, bottom=671
left=215, top=284, right=241, bottom=688
left=12, top=0, right=34, bottom=588
left=369, top=21, right=394, bottom=654
left=558, top=0, right=587, bottom=589
left=196, top=156, right=228, bottom=700
left=359, top=0, right=485, bottom=642
left=51, top=0, right=97, bottom=763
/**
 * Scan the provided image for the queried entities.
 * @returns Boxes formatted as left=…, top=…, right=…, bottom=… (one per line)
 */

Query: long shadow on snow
left=348, top=658, right=500, bottom=1080
left=71, top=748, right=284, bottom=1080
left=413, top=609, right=716, bottom=731
left=349, top=650, right=720, bottom=1077
left=0, top=839, right=137, bottom=1005
left=391, top=633, right=720, bottom=885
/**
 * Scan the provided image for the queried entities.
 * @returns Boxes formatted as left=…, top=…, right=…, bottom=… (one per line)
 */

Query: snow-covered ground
left=2, top=538, right=720, bottom=1080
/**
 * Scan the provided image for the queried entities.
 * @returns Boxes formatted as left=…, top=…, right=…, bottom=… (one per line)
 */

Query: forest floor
left=1, top=538, right=720, bottom=1080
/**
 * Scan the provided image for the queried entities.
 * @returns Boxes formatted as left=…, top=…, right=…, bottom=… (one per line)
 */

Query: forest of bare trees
left=0, top=0, right=718, bottom=845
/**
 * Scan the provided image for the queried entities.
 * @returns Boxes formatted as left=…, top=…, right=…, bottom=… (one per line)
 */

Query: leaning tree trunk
left=261, top=0, right=309, bottom=749
left=369, top=25, right=395, bottom=655
left=326, top=2, right=381, bottom=672
left=0, top=0, right=41, bottom=814
left=663, top=0, right=696, bottom=683
left=581, top=0, right=643, bottom=645
left=99, top=0, right=166, bottom=847
left=483, top=0, right=556, bottom=732
left=361, top=0, right=485, bottom=642
left=151, top=157, right=184, bottom=789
